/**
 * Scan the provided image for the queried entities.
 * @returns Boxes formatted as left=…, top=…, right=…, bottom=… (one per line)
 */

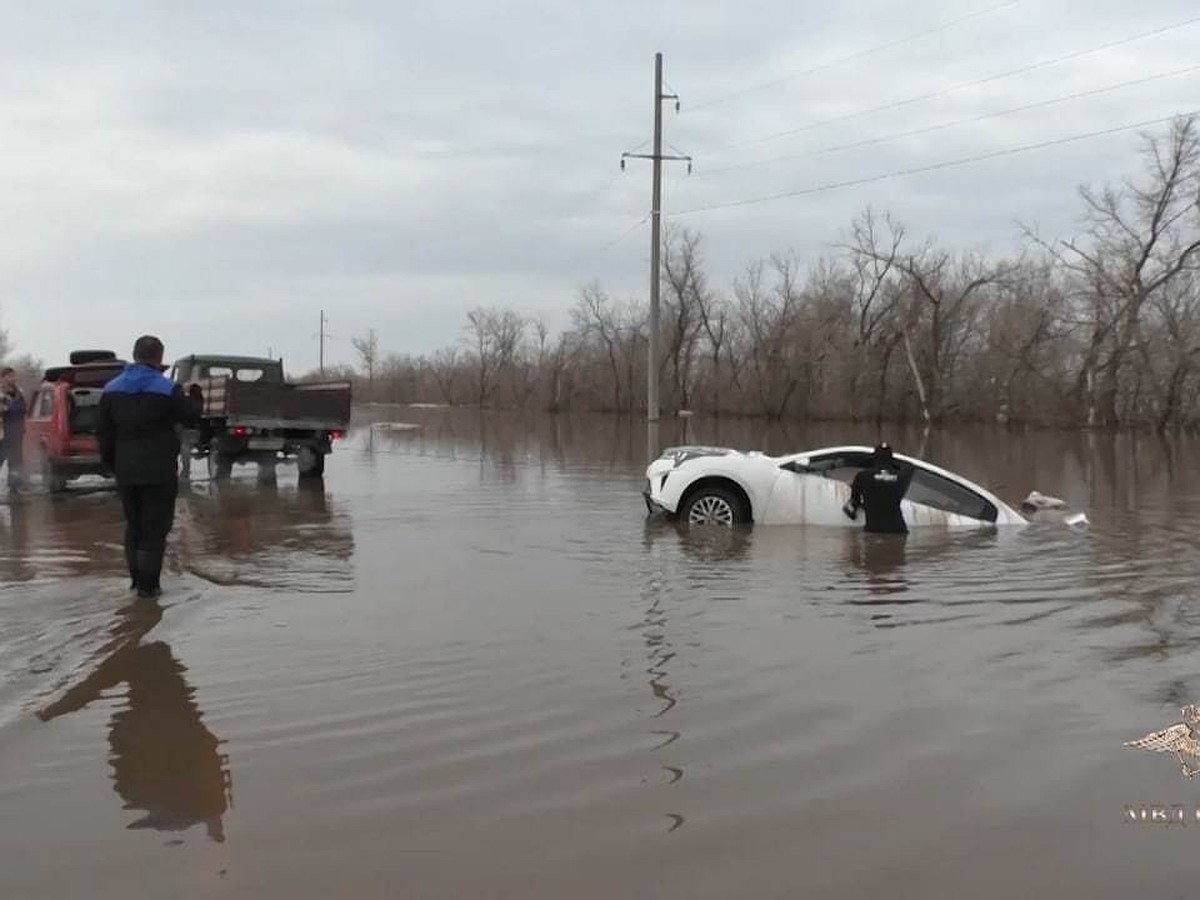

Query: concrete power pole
left=622, top=52, right=691, bottom=422
left=318, top=309, right=331, bottom=376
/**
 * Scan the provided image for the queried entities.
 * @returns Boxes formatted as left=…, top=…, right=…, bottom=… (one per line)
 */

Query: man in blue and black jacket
left=99, top=336, right=201, bottom=599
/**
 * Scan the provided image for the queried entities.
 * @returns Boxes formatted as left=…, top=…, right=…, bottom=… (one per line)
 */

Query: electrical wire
left=565, top=215, right=650, bottom=272
left=671, top=110, right=1197, bottom=216
left=694, top=63, right=1200, bottom=178
left=685, top=0, right=1022, bottom=113
left=729, top=11, right=1200, bottom=149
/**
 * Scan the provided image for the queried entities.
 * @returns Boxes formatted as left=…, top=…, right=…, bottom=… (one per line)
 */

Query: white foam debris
left=1021, top=490, right=1068, bottom=511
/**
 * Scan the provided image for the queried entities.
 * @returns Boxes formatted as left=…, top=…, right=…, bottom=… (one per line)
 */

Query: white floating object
left=1064, top=512, right=1089, bottom=528
left=1021, top=490, right=1068, bottom=512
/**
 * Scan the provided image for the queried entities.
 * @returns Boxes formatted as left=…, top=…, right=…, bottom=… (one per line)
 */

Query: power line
left=685, top=0, right=1022, bottom=113
left=695, top=64, right=1200, bottom=179
left=565, top=215, right=650, bottom=271
left=730, top=11, right=1200, bottom=149
left=671, top=110, right=1197, bottom=217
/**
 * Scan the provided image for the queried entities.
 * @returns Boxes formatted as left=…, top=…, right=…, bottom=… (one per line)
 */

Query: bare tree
left=351, top=328, right=380, bottom=402
left=572, top=282, right=625, bottom=411
left=429, top=347, right=461, bottom=405
left=1033, top=115, right=1200, bottom=425
left=842, top=209, right=906, bottom=420
left=296, top=118, right=1200, bottom=431
left=661, top=227, right=707, bottom=411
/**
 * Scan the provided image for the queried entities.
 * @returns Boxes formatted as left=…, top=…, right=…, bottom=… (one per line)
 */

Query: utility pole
left=622, top=52, right=692, bottom=422
left=318, top=309, right=329, bottom=376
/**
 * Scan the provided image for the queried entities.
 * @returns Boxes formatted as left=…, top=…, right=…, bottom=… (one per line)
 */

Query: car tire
left=296, top=445, right=325, bottom=479
left=679, top=485, right=750, bottom=527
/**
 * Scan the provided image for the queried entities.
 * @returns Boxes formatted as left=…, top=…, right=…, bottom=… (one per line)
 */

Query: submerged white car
left=643, top=445, right=1027, bottom=528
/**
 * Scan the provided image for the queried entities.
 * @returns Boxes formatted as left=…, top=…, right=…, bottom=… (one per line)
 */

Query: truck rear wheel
left=297, top=445, right=325, bottom=479
left=207, top=451, right=233, bottom=482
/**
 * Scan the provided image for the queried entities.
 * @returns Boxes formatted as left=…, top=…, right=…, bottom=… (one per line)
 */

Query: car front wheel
left=679, top=486, right=750, bottom=527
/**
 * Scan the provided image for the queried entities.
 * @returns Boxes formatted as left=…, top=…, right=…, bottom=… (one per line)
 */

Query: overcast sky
left=1, top=0, right=1196, bottom=373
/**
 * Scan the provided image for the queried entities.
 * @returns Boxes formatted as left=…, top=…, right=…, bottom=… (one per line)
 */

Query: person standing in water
left=0, top=366, right=28, bottom=492
left=844, top=443, right=914, bottom=534
left=99, top=336, right=201, bottom=599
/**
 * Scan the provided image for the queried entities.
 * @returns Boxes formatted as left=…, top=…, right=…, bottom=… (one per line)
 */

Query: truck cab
left=25, top=350, right=127, bottom=492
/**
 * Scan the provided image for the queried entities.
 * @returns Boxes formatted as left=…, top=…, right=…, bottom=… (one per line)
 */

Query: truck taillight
left=233, top=426, right=248, bottom=437
left=330, top=430, right=344, bottom=441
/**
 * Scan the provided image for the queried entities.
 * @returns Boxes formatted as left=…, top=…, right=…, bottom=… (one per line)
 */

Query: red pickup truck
left=24, top=350, right=127, bottom=492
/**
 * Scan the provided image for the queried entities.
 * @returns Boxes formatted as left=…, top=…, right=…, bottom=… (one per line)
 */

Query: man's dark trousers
left=119, top=481, right=177, bottom=594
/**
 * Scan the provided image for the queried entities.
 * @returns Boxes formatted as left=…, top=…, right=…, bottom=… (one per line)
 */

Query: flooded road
left=3, top=410, right=1200, bottom=898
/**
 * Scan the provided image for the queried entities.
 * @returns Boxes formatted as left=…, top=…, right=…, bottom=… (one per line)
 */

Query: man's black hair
left=0, top=366, right=13, bottom=377
left=872, top=442, right=895, bottom=465
left=132, top=335, right=165, bottom=364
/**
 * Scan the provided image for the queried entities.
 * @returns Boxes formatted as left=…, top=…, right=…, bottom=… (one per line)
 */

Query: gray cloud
left=3, top=0, right=1199, bottom=372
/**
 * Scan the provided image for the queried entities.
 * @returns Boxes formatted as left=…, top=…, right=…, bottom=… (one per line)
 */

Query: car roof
left=789, top=444, right=1012, bottom=507
left=176, top=355, right=280, bottom=366
left=42, top=361, right=128, bottom=383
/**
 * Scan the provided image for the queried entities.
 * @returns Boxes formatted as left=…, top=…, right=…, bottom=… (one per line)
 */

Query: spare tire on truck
left=68, top=350, right=118, bottom=365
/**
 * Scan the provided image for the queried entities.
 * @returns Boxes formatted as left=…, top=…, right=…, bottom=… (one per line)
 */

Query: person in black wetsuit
left=98, top=336, right=201, bottom=598
left=843, top=443, right=914, bottom=534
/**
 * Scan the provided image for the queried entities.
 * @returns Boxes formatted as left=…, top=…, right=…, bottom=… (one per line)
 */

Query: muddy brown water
left=3, top=409, right=1200, bottom=898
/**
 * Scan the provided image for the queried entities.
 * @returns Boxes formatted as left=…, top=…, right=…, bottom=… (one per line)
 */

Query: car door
left=23, top=386, right=55, bottom=461
left=761, top=450, right=874, bottom=525
left=766, top=451, right=998, bottom=528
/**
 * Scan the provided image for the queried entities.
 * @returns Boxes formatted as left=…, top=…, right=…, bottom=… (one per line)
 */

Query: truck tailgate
left=195, top=377, right=352, bottom=428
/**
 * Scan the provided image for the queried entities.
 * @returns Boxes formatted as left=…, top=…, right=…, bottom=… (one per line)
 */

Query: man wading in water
left=843, top=443, right=914, bottom=535
left=99, top=336, right=200, bottom=599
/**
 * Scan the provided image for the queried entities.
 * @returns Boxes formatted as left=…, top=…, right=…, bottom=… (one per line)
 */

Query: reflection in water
left=0, top=492, right=127, bottom=583
left=178, top=479, right=354, bottom=592
left=0, top=499, right=35, bottom=584
left=845, top=533, right=910, bottom=600
left=639, top=522, right=686, bottom=833
left=36, top=602, right=231, bottom=842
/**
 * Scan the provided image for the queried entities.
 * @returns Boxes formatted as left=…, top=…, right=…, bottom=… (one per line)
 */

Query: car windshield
left=69, top=389, right=103, bottom=434
left=201, top=364, right=278, bottom=382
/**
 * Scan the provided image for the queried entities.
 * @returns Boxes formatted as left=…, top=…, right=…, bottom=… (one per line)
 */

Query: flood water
left=3, top=409, right=1200, bottom=898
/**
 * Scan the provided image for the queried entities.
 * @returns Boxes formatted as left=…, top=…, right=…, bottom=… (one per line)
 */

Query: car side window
left=905, top=469, right=997, bottom=522
left=36, top=390, right=54, bottom=418
left=790, top=451, right=874, bottom=484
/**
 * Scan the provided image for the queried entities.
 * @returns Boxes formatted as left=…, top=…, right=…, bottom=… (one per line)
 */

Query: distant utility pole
left=318, top=309, right=329, bottom=376
left=622, top=52, right=692, bottom=422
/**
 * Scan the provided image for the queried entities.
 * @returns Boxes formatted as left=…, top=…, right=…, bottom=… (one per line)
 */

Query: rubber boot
left=135, top=546, right=164, bottom=599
